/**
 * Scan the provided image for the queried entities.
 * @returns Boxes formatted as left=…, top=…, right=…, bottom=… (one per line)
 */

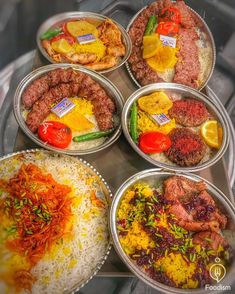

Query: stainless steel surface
left=13, top=63, right=124, bottom=155
left=0, top=148, right=112, bottom=293
left=125, top=5, right=216, bottom=91
left=110, top=169, right=235, bottom=293
left=36, top=12, right=132, bottom=74
left=122, top=83, right=229, bottom=173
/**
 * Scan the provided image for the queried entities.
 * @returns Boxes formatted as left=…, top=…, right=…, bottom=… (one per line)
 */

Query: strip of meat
left=173, top=28, right=200, bottom=88
left=169, top=203, right=220, bottom=232
left=22, top=68, right=75, bottom=109
left=164, top=176, right=206, bottom=202
left=128, top=1, right=170, bottom=85
left=22, top=75, right=50, bottom=109
left=26, top=83, right=73, bottom=133
left=25, top=70, right=115, bottom=132
left=173, top=0, right=196, bottom=28
left=193, top=231, right=228, bottom=251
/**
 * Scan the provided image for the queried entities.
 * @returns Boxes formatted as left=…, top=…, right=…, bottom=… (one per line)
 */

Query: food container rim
left=13, top=63, right=124, bottom=156
left=121, top=82, right=229, bottom=173
left=125, top=5, right=216, bottom=91
left=110, top=168, right=235, bottom=294
left=0, top=148, right=112, bottom=293
left=36, top=11, right=132, bottom=74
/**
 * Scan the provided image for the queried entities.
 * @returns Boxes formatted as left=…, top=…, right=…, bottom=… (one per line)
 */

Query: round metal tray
left=110, top=169, right=235, bottom=294
left=0, top=148, right=112, bottom=293
left=125, top=4, right=216, bottom=90
left=13, top=63, right=124, bottom=155
left=36, top=12, right=132, bottom=74
left=122, top=83, right=229, bottom=173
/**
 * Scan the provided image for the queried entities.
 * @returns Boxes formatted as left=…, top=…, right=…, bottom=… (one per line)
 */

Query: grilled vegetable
left=38, top=121, right=72, bottom=148
left=139, top=131, right=171, bottom=154
left=130, top=101, right=138, bottom=143
left=156, top=22, right=179, bottom=36
left=40, top=28, right=62, bottom=40
left=144, top=16, right=157, bottom=36
left=73, top=129, right=114, bottom=142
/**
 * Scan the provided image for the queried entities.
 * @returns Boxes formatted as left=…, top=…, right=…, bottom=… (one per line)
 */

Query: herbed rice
left=0, top=150, right=110, bottom=294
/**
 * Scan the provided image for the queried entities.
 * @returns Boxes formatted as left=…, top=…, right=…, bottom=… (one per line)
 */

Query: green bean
left=40, top=28, right=62, bottom=40
left=73, top=129, right=114, bottom=142
left=144, top=16, right=157, bottom=36
left=130, top=101, right=138, bottom=143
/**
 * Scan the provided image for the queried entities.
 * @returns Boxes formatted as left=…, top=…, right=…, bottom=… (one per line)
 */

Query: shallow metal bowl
left=110, top=169, right=235, bottom=294
left=36, top=11, right=132, bottom=74
left=0, top=148, right=112, bottom=293
left=13, top=64, right=124, bottom=155
left=122, top=83, right=229, bottom=173
left=125, top=5, right=216, bottom=90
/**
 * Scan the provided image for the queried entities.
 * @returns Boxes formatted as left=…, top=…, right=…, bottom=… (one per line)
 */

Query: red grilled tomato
left=159, top=7, right=181, bottom=24
left=156, top=22, right=179, bottom=36
left=38, top=121, right=72, bottom=149
left=50, top=33, right=75, bottom=44
left=139, top=132, right=171, bottom=154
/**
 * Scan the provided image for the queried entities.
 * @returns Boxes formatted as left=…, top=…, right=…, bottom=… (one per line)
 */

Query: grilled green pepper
left=130, top=101, right=138, bottom=144
left=73, top=129, right=114, bottom=142
left=40, top=28, right=62, bottom=40
left=144, top=15, right=157, bottom=36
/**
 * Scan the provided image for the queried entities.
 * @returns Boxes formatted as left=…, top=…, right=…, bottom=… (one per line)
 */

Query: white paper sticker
left=160, top=35, right=177, bottom=48
left=51, top=98, right=75, bottom=118
left=77, top=33, right=96, bottom=44
left=152, top=113, right=171, bottom=126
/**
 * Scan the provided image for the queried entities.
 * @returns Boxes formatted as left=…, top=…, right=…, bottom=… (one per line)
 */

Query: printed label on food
left=77, top=34, right=96, bottom=44
left=152, top=113, right=171, bottom=126
left=51, top=98, right=75, bottom=118
left=160, top=35, right=177, bottom=48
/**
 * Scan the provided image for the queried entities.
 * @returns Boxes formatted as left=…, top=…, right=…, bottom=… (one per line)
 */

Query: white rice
left=0, top=151, right=110, bottom=294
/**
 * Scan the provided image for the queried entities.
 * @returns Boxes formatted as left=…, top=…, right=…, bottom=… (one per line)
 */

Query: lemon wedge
left=66, top=21, right=98, bottom=38
left=147, top=46, right=178, bottom=72
left=138, top=92, right=173, bottom=115
left=142, top=34, right=161, bottom=59
left=51, top=39, right=73, bottom=54
left=201, top=120, right=222, bottom=149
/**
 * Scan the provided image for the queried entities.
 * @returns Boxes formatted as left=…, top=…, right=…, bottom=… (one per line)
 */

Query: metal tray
left=0, top=1, right=234, bottom=278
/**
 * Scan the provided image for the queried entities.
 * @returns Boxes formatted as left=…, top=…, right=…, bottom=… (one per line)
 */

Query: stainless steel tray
left=0, top=1, right=234, bottom=278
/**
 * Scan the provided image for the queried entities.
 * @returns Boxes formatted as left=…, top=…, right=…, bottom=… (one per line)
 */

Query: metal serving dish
left=110, top=169, right=235, bottom=294
left=125, top=4, right=216, bottom=90
left=0, top=148, right=112, bottom=293
left=122, top=83, right=229, bottom=173
left=36, top=12, right=132, bottom=74
left=13, top=64, right=124, bottom=155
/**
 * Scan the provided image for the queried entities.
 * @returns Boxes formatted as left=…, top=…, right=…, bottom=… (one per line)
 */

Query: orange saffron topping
left=2, top=163, right=73, bottom=267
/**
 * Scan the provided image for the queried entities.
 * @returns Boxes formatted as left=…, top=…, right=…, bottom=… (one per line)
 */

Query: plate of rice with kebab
left=122, top=83, right=229, bottom=172
left=127, top=0, right=215, bottom=89
left=13, top=64, right=123, bottom=155
left=110, top=170, right=235, bottom=292
left=37, top=12, right=132, bottom=73
left=0, top=149, right=111, bottom=294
